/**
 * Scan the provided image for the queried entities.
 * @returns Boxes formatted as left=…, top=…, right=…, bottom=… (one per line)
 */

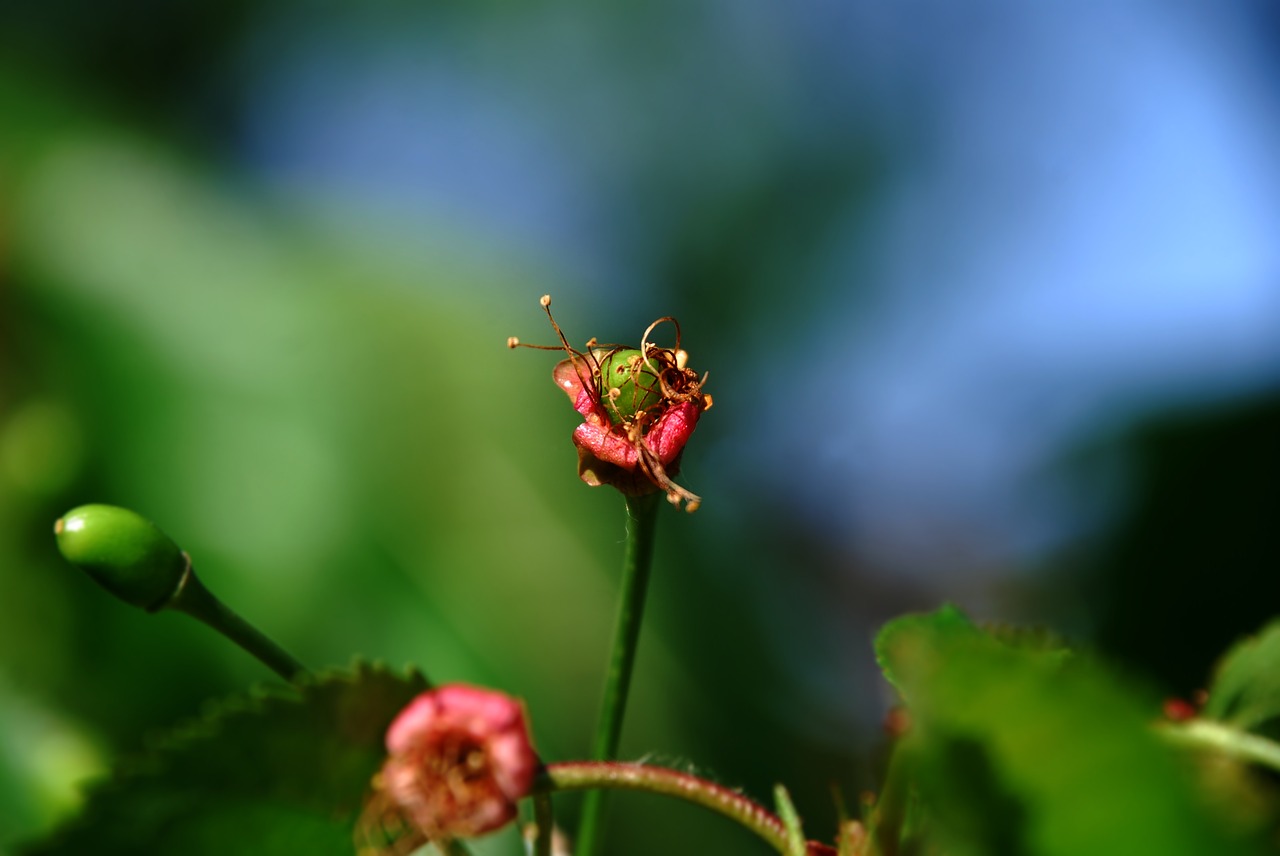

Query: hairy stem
left=545, top=761, right=791, bottom=854
left=575, top=492, right=661, bottom=856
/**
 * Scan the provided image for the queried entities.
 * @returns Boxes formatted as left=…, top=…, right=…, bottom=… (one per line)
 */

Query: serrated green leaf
left=875, top=607, right=1260, bottom=856
left=874, top=604, right=975, bottom=696
left=1202, top=618, right=1280, bottom=738
left=20, top=662, right=429, bottom=856
left=977, top=621, right=1071, bottom=656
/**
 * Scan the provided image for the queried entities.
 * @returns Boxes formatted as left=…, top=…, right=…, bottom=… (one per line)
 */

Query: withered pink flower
left=367, top=684, right=538, bottom=846
left=511, top=296, right=712, bottom=511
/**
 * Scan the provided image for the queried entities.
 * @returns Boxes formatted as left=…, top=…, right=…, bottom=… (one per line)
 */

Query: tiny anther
left=506, top=337, right=520, bottom=348
left=540, top=294, right=552, bottom=307
left=675, top=349, right=689, bottom=370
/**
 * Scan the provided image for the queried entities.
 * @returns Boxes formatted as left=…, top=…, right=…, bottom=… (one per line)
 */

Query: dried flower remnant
left=509, top=295, right=712, bottom=511
left=357, top=684, right=538, bottom=854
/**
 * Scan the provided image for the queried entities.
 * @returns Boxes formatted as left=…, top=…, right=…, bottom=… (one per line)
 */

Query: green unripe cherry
left=593, top=348, right=663, bottom=424
left=54, top=504, right=188, bottom=612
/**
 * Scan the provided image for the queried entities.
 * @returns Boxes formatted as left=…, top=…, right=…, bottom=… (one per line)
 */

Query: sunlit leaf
left=1202, top=618, right=1280, bottom=739
left=875, top=607, right=1261, bottom=856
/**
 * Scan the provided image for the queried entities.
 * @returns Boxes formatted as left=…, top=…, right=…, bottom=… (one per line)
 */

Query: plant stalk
left=574, top=492, right=661, bottom=856
left=868, top=740, right=911, bottom=856
left=1158, top=719, right=1280, bottom=773
left=168, top=562, right=306, bottom=681
left=532, top=789, right=556, bottom=856
left=546, top=761, right=792, bottom=854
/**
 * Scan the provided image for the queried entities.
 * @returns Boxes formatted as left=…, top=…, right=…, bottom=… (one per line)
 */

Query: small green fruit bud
left=54, top=504, right=188, bottom=611
left=594, top=348, right=662, bottom=423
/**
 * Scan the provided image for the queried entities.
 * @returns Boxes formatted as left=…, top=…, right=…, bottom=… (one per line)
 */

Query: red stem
left=539, top=761, right=831, bottom=854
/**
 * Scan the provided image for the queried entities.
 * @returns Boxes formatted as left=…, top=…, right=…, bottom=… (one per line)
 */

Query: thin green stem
left=575, top=492, right=661, bottom=856
left=868, top=740, right=911, bottom=856
left=167, top=564, right=306, bottom=681
left=544, top=761, right=791, bottom=854
left=774, top=785, right=808, bottom=856
left=532, top=789, right=556, bottom=856
left=1158, top=719, right=1280, bottom=773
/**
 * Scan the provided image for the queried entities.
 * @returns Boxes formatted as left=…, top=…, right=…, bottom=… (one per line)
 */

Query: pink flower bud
left=374, top=684, right=538, bottom=843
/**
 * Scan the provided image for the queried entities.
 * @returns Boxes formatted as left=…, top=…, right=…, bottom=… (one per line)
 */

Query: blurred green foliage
left=4, top=3, right=1280, bottom=854
left=876, top=608, right=1266, bottom=856
left=0, top=25, right=852, bottom=853
left=1204, top=619, right=1280, bottom=742
left=0, top=84, right=604, bottom=843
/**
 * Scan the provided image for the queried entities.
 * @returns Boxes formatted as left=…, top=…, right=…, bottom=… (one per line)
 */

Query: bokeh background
left=2, top=2, right=1280, bottom=852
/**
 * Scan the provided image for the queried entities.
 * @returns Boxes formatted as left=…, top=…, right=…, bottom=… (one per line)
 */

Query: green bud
left=594, top=348, right=663, bottom=424
left=54, top=504, right=188, bottom=612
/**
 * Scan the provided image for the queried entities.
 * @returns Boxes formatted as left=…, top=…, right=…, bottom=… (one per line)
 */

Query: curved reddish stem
left=540, top=761, right=831, bottom=854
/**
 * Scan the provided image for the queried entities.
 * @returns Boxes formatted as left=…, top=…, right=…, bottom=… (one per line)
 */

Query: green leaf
left=875, top=607, right=1260, bottom=856
left=20, top=662, right=428, bottom=856
left=1202, top=618, right=1280, bottom=738
left=906, top=735, right=1026, bottom=856
left=874, top=604, right=975, bottom=697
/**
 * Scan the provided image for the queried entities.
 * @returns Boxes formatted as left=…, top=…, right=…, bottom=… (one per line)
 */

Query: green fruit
left=593, top=348, right=663, bottom=423
left=54, top=504, right=188, bottom=611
